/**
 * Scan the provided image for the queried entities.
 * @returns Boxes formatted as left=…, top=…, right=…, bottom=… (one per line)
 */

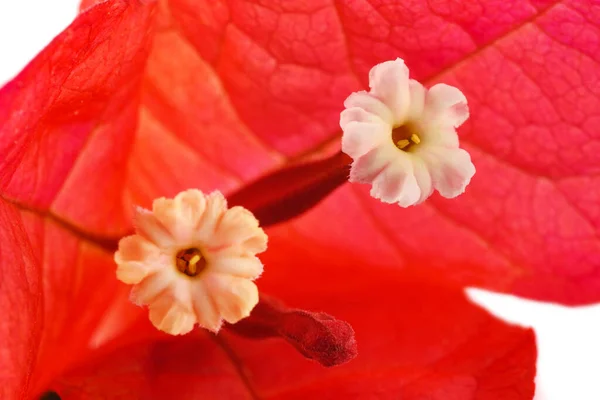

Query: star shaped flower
left=341, top=58, right=476, bottom=207
left=115, top=189, right=268, bottom=334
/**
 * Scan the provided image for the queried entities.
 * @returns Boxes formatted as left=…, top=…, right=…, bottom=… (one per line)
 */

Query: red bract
left=2, top=0, right=598, bottom=304
left=49, top=278, right=535, bottom=399
left=0, top=193, right=535, bottom=399
left=15, top=228, right=533, bottom=399
left=11, top=0, right=600, bottom=397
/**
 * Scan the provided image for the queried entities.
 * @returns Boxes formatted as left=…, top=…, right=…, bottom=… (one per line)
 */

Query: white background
left=1, top=2, right=599, bottom=399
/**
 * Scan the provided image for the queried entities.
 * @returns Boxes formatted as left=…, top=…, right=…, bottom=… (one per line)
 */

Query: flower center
left=391, top=123, right=421, bottom=151
left=175, top=248, right=206, bottom=277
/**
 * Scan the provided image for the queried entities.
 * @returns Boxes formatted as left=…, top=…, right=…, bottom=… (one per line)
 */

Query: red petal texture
left=0, top=199, right=42, bottom=399
left=21, top=222, right=122, bottom=396
left=0, top=0, right=597, bottom=303
left=0, top=201, right=131, bottom=398
left=0, top=0, right=155, bottom=236
left=50, top=272, right=535, bottom=399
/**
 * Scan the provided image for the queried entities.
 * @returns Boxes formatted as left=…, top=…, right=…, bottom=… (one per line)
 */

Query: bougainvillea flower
left=116, top=189, right=267, bottom=334
left=2, top=0, right=597, bottom=397
left=341, top=58, right=475, bottom=206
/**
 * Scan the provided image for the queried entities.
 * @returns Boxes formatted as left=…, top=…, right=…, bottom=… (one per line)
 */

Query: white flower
left=114, top=189, right=267, bottom=335
left=340, top=58, right=475, bottom=207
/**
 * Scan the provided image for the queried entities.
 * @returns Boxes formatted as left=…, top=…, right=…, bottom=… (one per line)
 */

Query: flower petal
left=115, top=235, right=161, bottom=284
left=340, top=106, right=387, bottom=129
left=210, top=206, right=267, bottom=253
left=406, top=79, right=426, bottom=122
left=116, top=261, right=153, bottom=285
left=205, top=273, right=259, bottom=325
left=148, top=295, right=196, bottom=336
left=191, top=282, right=223, bottom=333
left=412, top=156, right=434, bottom=205
left=133, top=207, right=175, bottom=248
left=341, top=120, right=389, bottom=159
left=343, top=91, right=393, bottom=124
left=420, top=147, right=476, bottom=198
left=425, top=83, right=470, bottom=128
left=349, top=146, right=395, bottom=184
left=370, top=155, right=421, bottom=207
left=210, top=254, right=264, bottom=279
left=152, top=189, right=208, bottom=244
left=194, top=192, right=228, bottom=242
left=368, top=58, right=411, bottom=123
left=420, top=125, right=460, bottom=148
left=130, top=271, right=175, bottom=306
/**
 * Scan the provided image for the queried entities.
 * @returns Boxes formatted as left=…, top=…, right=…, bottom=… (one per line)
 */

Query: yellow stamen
left=188, top=254, right=201, bottom=275
left=410, top=133, right=421, bottom=144
left=396, top=139, right=410, bottom=149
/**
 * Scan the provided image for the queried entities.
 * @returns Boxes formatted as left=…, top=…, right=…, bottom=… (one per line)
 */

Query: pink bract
left=2, top=0, right=594, bottom=398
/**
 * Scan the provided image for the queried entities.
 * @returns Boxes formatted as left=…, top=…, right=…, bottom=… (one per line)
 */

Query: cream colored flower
left=340, top=58, right=475, bottom=207
left=114, top=189, right=267, bottom=335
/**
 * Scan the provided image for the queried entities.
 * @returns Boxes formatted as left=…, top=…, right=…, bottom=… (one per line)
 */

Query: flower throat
left=175, top=248, right=205, bottom=277
left=392, top=123, right=421, bottom=151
